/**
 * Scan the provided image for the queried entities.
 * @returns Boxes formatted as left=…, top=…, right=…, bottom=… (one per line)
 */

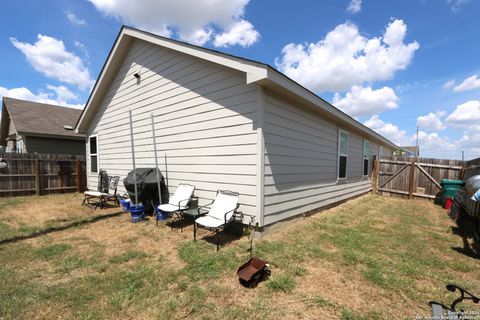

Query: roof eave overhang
left=19, top=131, right=85, bottom=140
left=258, top=68, right=398, bottom=150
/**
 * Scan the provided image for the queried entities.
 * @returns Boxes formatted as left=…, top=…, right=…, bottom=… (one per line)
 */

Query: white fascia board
left=124, top=29, right=268, bottom=84
left=75, top=34, right=132, bottom=134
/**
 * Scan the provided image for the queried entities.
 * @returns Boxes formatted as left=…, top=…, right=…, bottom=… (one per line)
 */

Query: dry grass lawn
left=0, top=193, right=479, bottom=319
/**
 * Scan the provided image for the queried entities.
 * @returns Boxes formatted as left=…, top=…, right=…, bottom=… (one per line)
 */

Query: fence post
left=408, top=157, right=416, bottom=199
left=372, top=158, right=379, bottom=194
left=35, top=158, right=40, bottom=196
left=76, top=159, right=81, bottom=192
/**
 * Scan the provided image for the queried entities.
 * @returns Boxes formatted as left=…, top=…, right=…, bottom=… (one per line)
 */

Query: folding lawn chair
left=157, top=183, right=195, bottom=224
left=194, top=190, right=240, bottom=250
left=429, top=284, right=479, bottom=319
left=82, top=170, right=120, bottom=209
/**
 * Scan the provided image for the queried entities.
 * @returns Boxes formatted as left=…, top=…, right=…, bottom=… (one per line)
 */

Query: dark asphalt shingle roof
left=3, top=97, right=84, bottom=138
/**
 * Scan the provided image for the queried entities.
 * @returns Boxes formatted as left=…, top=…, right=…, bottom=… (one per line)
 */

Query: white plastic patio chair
left=194, top=190, right=240, bottom=250
left=157, top=183, right=195, bottom=224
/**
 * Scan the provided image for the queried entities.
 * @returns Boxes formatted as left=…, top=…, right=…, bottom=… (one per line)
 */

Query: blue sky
left=1, top=0, right=479, bottom=159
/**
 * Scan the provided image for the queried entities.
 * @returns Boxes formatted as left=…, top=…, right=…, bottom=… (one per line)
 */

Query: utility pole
left=415, top=126, right=419, bottom=157
left=462, top=151, right=464, bottom=161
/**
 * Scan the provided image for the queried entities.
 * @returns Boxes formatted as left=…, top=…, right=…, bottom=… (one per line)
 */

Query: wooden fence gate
left=373, top=156, right=464, bottom=200
left=0, top=153, right=86, bottom=197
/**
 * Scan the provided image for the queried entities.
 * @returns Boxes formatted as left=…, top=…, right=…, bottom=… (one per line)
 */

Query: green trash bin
left=440, top=179, right=464, bottom=207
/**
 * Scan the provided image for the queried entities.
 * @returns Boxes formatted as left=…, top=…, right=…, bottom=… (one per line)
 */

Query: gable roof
left=76, top=26, right=398, bottom=150
left=0, top=97, right=84, bottom=142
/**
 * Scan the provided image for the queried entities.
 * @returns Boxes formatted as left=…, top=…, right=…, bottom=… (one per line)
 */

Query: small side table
left=182, top=208, right=208, bottom=241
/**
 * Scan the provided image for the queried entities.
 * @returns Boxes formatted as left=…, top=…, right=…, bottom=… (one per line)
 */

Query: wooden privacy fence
left=463, top=157, right=480, bottom=181
left=372, top=156, right=464, bottom=200
left=0, top=153, right=86, bottom=197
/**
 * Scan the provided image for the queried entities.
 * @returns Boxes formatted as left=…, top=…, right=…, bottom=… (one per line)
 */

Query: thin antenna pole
left=150, top=113, right=162, bottom=205
left=415, top=126, right=419, bottom=157
left=164, top=153, right=169, bottom=189
left=129, top=110, right=138, bottom=205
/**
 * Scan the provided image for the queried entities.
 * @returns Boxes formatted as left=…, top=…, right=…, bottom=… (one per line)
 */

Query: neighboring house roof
left=76, top=26, right=398, bottom=150
left=0, top=97, right=85, bottom=143
left=400, top=146, right=419, bottom=156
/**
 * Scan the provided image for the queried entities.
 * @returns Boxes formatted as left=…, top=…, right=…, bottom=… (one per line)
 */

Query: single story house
left=75, top=26, right=397, bottom=229
left=0, top=97, right=85, bottom=155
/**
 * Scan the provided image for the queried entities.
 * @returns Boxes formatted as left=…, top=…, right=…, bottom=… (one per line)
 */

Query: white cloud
left=447, top=0, right=470, bottom=12
left=0, top=86, right=84, bottom=109
left=10, top=35, right=94, bottom=91
left=453, top=75, right=480, bottom=92
left=74, top=41, right=90, bottom=60
left=442, top=79, right=455, bottom=90
left=364, top=115, right=410, bottom=145
left=88, top=0, right=259, bottom=47
left=275, top=19, right=419, bottom=93
left=45, top=85, right=78, bottom=104
left=446, top=100, right=480, bottom=125
left=333, top=85, right=398, bottom=117
left=416, top=111, right=446, bottom=132
left=213, top=20, right=259, bottom=47
left=66, top=11, right=86, bottom=26
left=416, top=130, right=457, bottom=158
left=347, top=0, right=362, bottom=13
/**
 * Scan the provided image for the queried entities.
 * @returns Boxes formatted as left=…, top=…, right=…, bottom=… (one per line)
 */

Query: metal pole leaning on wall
left=129, top=110, right=138, bottom=205
left=164, top=154, right=169, bottom=189
left=150, top=113, right=162, bottom=205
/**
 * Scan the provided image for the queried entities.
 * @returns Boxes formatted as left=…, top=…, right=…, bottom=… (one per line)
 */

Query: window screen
left=339, top=131, right=348, bottom=156
left=89, top=136, right=98, bottom=173
left=363, top=140, right=370, bottom=176
left=338, top=131, right=348, bottom=179
left=339, top=156, right=347, bottom=179
left=90, top=136, right=97, bottom=154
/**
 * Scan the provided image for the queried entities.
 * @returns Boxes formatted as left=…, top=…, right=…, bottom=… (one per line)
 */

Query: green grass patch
left=109, top=250, right=148, bottom=264
left=0, top=197, right=25, bottom=208
left=266, top=274, right=296, bottom=293
left=177, top=241, right=242, bottom=281
left=34, top=243, right=71, bottom=260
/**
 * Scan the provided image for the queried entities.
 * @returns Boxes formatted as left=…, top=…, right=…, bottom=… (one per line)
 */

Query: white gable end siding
left=262, top=92, right=373, bottom=226
left=86, top=39, right=259, bottom=220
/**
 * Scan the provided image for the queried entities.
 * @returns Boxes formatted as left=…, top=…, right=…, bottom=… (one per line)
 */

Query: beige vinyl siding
left=86, top=39, right=259, bottom=219
left=25, top=136, right=85, bottom=155
left=6, top=117, right=17, bottom=151
left=263, top=93, right=372, bottom=226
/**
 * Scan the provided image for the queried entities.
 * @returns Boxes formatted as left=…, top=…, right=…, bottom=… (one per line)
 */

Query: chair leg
left=216, top=229, right=219, bottom=251
left=194, top=222, right=197, bottom=242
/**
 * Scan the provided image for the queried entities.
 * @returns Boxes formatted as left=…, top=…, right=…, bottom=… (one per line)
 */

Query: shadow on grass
left=451, top=216, right=480, bottom=259
left=0, top=211, right=125, bottom=246
left=195, top=228, right=242, bottom=250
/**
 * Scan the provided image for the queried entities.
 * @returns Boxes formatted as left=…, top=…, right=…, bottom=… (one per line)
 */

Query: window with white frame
left=363, top=140, right=370, bottom=177
left=89, top=135, right=98, bottom=173
left=16, top=140, right=25, bottom=153
left=338, top=130, right=348, bottom=179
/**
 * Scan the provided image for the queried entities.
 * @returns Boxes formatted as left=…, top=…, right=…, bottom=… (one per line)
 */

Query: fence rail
left=0, top=153, right=86, bottom=197
left=373, top=156, right=464, bottom=200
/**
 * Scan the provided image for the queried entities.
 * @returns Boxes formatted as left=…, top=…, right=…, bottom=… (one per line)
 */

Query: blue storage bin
left=129, top=204, right=145, bottom=223
left=120, top=198, right=130, bottom=212
left=156, top=207, right=168, bottom=221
